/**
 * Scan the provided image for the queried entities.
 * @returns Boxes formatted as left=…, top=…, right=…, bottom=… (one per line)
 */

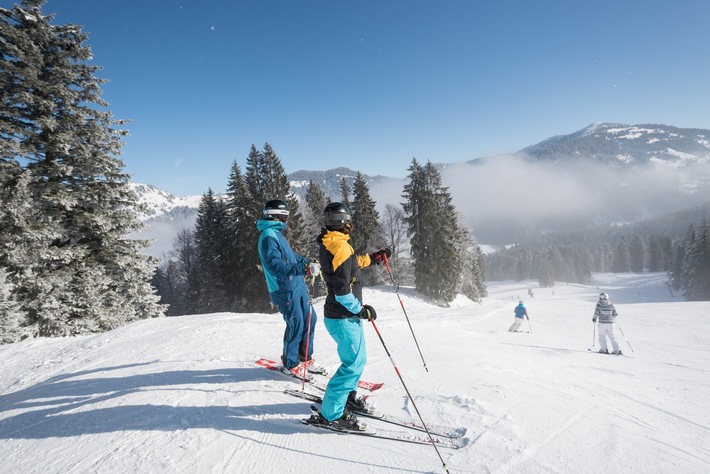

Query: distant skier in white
left=509, top=301, right=529, bottom=332
left=593, top=293, right=621, bottom=354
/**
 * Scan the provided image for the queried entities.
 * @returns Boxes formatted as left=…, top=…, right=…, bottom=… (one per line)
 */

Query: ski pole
left=301, top=274, right=317, bottom=391
left=381, top=255, right=429, bottom=372
left=526, top=317, right=532, bottom=335
left=616, top=323, right=635, bottom=353
left=592, top=321, right=596, bottom=348
left=368, top=319, right=449, bottom=474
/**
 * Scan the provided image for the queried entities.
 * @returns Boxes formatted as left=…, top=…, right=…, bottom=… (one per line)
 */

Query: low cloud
left=371, top=155, right=710, bottom=244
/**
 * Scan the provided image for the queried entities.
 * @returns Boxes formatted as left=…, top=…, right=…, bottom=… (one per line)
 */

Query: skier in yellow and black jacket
left=314, top=202, right=390, bottom=431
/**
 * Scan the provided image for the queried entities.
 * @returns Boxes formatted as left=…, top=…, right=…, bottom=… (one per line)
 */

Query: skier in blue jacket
left=509, top=301, right=529, bottom=332
left=257, top=199, right=323, bottom=376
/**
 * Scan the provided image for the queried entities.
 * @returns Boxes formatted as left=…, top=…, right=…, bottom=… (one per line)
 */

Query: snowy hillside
left=128, top=183, right=202, bottom=258
left=129, top=183, right=202, bottom=222
left=1, top=273, right=708, bottom=473
left=521, top=123, right=710, bottom=166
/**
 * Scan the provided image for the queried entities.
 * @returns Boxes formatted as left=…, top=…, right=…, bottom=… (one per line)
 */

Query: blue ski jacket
left=256, top=219, right=309, bottom=305
left=514, top=304, right=528, bottom=319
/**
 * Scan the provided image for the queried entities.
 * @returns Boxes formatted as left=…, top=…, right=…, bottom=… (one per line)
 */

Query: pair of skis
left=286, top=388, right=468, bottom=449
left=256, top=358, right=468, bottom=449
left=301, top=405, right=468, bottom=449
left=255, top=357, right=384, bottom=391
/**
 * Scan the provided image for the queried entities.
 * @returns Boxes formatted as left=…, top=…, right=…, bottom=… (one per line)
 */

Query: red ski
left=255, top=358, right=384, bottom=391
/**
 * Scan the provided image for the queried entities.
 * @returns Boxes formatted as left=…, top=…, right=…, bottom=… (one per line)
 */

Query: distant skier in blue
left=509, top=301, right=529, bottom=332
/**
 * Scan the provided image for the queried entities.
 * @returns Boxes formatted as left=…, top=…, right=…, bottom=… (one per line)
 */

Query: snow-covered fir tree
left=0, top=0, right=164, bottom=341
left=402, top=159, right=465, bottom=304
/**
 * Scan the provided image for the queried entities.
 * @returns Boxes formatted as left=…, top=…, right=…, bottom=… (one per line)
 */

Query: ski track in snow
left=2, top=273, right=710, bottom=473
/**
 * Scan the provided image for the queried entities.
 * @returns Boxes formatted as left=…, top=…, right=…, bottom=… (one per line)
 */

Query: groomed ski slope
left=1, top=272, right=709, bottom=473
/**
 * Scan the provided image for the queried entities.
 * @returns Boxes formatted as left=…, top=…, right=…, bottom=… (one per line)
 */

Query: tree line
left=152, top=151, right=488, bottom=316
left=485, top=212, right=710, bottom=301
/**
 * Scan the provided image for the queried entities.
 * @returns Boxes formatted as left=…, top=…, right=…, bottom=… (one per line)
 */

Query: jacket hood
left=257, top=218, right=286, bottom=232
left=319, top=229, right=350, bottom=243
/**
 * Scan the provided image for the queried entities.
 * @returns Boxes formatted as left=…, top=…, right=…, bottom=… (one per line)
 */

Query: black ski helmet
left=323, top=202, right=352, bottom=232
left=263, top=199, right=289, bottom=222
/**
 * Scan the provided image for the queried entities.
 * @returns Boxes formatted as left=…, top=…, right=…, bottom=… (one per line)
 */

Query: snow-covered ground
left=1, top=272, right=708, bottom=473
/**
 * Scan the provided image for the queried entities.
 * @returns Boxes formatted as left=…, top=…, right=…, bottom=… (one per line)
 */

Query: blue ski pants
left=276, top=287, right=316, bottom=369
left=320, top=316, right=367, bottom=422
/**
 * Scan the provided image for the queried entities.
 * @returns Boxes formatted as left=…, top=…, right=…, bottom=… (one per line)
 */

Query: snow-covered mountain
left=128, top=184, right=202, bottom=258
left=129, top=183, right=202, bottom=222
left=520, top=123, right=710, bottom=166
left=288, top=166, right=393, bottom=201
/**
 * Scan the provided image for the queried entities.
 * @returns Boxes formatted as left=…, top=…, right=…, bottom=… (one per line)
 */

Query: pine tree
left=193, top=189, right=231, bottom=313
left=339, top=177, right=352, bottom=208
left=402, top=159, right=463, bottom=303
left=0, top=1, right=163, bottom=339
left=350, top=172, right=382, bottom=253
left=350, top=172, right=385, bottom=285
left=224, top=161, right=252, bottom=311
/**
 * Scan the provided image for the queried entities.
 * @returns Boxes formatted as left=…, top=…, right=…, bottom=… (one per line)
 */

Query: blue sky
left=41, top=0, right=710, bottom=196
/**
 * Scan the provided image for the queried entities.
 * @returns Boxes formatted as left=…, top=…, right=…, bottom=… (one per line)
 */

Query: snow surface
left=1, top=273, right=709, bottom=473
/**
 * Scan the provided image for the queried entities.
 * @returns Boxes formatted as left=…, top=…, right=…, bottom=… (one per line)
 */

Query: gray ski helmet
left=599, top=293, right=608, bottom=301
left=323, top=202, right=352, bottom=231
left=263, top=199, right=289, bottom=221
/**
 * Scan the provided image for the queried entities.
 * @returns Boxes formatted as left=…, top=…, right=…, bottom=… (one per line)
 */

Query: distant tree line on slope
left=152, top=154, right=488, bottom=316
left=0, top=2, right=164, bottom=344
left=484, top=207, right=710, bottom=301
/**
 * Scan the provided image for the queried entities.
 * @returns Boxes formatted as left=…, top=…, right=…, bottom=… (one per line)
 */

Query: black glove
left=592, top=318, right=597, bottom=323
left=371, top=248, right=392, bottom=265
left=358, top=304, right=377, bottom=321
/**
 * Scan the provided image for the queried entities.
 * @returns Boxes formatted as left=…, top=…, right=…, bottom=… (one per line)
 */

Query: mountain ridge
left=129, top=122, right=710, bottom=256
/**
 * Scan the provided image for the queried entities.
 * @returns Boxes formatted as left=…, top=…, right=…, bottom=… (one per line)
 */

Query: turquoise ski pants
left=320, top=316, right=367, bottom=422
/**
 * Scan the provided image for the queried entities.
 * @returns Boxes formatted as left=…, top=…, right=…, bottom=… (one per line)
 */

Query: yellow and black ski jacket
left=317, top=229, right=374, bottom=319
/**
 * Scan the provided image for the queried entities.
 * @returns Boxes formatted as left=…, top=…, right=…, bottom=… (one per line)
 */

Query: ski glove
left=371, top=247, right=392, bottom=265
left=592, top=318, right=597, bottom=323
left=306, top=261, right=321, bottom=277
left=358, top=304, right=377, bottom=321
